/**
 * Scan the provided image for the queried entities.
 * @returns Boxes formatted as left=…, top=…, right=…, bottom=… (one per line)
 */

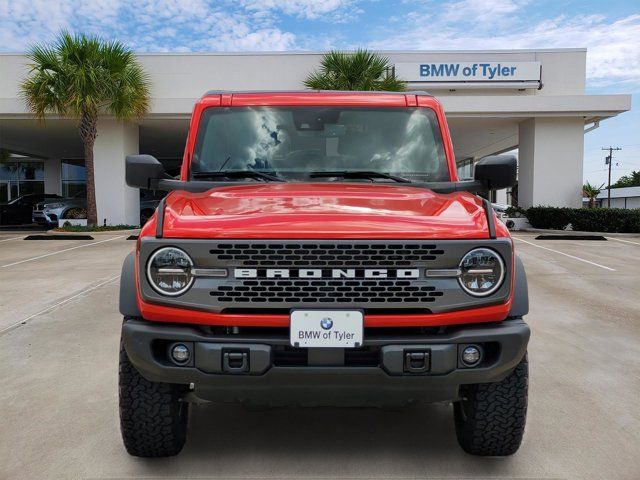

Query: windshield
left=191, top=107, right=449, bottom=182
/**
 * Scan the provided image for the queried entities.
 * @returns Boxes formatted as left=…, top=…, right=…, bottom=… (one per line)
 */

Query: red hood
left=158, top=183, right=498, bottom=239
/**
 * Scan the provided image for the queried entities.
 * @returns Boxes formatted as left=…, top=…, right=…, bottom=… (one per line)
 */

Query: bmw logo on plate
left=320, top=317, right=334, bottom=330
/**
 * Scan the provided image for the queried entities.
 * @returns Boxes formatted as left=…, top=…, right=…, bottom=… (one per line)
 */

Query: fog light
left=462, top=345, right=482, bottom=367
left=171, top=344, right=190, bottom=364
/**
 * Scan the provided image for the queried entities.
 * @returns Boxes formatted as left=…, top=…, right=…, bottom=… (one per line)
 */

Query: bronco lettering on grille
left=234, top=268, right=420, bottom=279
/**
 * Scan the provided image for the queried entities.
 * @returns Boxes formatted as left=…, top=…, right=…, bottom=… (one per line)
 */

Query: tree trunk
left=79, top=113, right=98, bottom=226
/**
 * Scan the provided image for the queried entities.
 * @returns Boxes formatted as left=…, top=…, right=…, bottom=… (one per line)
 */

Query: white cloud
left=1, top=0, right=638, bottom=88
left=366, top=11, right=640, bottom=88
left=0, top=0, right=300, bottom=52
left=239, top=0, right=358, bottom=20
left=0, top=0, right=72, bottom=51
left=441, top=0, right=528, bottom=23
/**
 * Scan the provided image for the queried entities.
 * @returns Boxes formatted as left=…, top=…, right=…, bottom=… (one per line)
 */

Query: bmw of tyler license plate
left=290, top=310, right=364, bottom=348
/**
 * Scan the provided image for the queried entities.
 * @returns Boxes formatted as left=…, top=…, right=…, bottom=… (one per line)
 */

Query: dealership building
left=0, top=48, right=631, bottom=225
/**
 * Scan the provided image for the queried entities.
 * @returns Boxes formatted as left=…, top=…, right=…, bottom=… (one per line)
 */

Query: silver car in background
left=32, top=192, right=86, bottom=227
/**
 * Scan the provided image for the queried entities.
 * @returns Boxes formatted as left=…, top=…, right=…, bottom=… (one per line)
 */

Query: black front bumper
left=122, top=318, right=529, bottom=406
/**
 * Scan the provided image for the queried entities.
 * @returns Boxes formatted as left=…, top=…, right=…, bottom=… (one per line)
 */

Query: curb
left=46, top=229, right=140, bottom=236
left=520, top=228, right=640, bottom=238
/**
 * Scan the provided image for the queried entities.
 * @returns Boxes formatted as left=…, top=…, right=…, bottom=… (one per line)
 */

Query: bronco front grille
left=210, top=278, right=444, bottom=304
left=138, top=238, right=513, bottom=313
left=209, top=242, right=445, bottom=268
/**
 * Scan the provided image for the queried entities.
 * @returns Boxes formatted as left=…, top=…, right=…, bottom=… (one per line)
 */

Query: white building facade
left=0, top=49, right=632, bottom=225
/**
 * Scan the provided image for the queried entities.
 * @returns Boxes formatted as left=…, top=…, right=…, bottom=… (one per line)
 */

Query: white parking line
left=0, top=236, right=25, bottom=243
left=513, top=236, right=616, bottom=271
left=0, top=275, right=120, bottom=336
left=606, top=237, right=640, bottom=246
left=0, top=235, right=126, bottom=268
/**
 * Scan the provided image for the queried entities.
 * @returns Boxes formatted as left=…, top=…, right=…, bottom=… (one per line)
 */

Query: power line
left=602, top=146, right=622, bottom=208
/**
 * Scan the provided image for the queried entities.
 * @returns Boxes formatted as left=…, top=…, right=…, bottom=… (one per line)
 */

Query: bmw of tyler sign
left=395, top=62, right=541, bottom=85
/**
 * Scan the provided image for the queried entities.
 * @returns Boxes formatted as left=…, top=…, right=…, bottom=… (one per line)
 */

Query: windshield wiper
left=309, top=171, right=411, bottom=183
left=192, top=170, right=285, bottom=182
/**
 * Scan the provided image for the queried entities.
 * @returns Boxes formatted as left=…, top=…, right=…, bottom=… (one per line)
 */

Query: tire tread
left=119, top=343, right=188, bottom=457
left=454, top=354, right=528, bottom=456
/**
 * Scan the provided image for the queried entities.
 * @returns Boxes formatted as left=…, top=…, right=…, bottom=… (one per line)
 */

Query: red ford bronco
left=119, top=91, right=529, bottom=458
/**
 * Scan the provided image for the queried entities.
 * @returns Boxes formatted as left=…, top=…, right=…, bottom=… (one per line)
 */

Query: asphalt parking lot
left=1, top=231, right=639, bottom=479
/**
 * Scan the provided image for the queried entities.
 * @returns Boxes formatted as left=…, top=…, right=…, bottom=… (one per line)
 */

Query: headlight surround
left=146, top=247, right=194, bottom=296
left=458, top=248, right=505, bottom=297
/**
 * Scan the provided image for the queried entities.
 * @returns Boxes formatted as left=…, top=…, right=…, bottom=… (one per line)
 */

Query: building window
left=456, top=157, right=474, bottom=180
left=61, top=159, right=86, bottom=198
left=0, top=159, right=44, bottom=202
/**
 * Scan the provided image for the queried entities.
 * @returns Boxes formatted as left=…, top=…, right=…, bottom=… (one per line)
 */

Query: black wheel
left=119, top=341, right=189, bottom=457
left=454, top=354, right=528, bottom=456
left=140, top=209, right=154, bottom=226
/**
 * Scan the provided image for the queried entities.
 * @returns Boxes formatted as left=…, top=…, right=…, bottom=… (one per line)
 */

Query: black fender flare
left=119, top=252, right=141, bottom=317
left=509, top=254, right=529, bottom=318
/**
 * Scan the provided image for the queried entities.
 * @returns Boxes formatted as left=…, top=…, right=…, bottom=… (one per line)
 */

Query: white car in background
left=491, top=202, right=511, bottom=223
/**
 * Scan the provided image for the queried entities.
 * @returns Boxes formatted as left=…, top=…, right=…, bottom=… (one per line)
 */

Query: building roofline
left=202, top=89, right=433, bottom=97
left=596, top=186, right=640, bottom=199
left=0, top=48, right=588, bottom=57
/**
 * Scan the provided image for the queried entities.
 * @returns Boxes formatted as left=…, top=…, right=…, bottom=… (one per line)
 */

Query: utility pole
left=602, top=146, right=622, bottom=207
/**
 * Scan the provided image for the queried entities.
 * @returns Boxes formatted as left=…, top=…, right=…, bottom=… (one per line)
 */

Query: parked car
left=32, top=191, right=86, bottom=227
left=0, top=193, right=62, bottom=225
left=33, top=190, right=163, bottom=227
left=491, top=202, right=510, bottom=223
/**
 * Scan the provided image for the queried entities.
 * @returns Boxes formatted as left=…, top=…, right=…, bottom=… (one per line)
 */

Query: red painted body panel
left=144, top=91, right=513, bottom=328
left=160, top=183, right=493, bottom=240
left=138, top=296, right=512, bottom=328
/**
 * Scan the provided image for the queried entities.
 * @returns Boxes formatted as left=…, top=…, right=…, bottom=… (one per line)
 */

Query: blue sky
left=0, top=0, right=638, bottom=185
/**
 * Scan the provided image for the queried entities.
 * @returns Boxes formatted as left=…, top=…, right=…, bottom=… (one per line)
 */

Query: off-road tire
left=454, top=354, right=528, bottom=456
left=119, top=342, right=189, bottom=457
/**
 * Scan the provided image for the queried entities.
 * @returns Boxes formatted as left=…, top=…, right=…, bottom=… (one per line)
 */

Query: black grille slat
left=210, top=278, right=442, bottom=304
left=209, top=242, right=443, bottom=268
left=273, top=346, right=380, bottom=367
left=200, top=240, right=462, bottom=308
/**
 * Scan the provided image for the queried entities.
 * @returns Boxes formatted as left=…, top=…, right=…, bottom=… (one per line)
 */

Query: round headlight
left=458, top=248, right=505, bottom=297
left=147, top=247, right=194, bottom=296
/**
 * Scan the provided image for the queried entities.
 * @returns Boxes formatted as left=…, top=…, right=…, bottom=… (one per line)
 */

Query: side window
left=21, top=196, right=38, bottom=205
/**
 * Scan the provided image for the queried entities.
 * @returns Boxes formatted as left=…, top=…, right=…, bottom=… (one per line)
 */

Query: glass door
left=0, top=180, right=9, bottom=203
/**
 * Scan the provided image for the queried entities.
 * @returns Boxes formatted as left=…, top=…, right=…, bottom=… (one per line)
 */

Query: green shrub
left=523, top=206, right=640, bottom=233
left=570, top=208, right=640, bottom=233
left=524, top=206, right=573, bottom=230
left=505, top=206, right=526, bottom=217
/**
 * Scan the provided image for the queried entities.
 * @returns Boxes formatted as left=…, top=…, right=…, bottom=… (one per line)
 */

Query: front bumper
left=32, top=210, right=57, bottom=226
left=122, top=317, right=529, bottom=406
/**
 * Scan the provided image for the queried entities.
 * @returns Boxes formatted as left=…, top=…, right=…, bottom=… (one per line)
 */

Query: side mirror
left=126, top=155, right=166, bottom=189
left=474, top=155, right=517, bottom=190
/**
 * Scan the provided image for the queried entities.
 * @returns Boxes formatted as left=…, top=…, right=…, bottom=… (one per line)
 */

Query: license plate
left=290, top=310, right=363, bottom=348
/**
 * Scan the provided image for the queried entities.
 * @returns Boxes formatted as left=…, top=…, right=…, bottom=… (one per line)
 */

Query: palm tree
left=305, top=49, right=405, bottom=91
left=20, top=31, right=150, bottom=226
left=583, top=182, right=604, bottom=208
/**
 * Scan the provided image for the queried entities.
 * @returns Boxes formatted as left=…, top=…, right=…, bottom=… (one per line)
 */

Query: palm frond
left=20, top=30, right=150, bottom=122
left=305, top=49, right=406, bottom=92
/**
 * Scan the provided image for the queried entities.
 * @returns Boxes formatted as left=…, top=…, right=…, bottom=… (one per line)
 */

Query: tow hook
left=404, top=351, right=430, bottom=374
left=223, top=350, right=250, bottom=373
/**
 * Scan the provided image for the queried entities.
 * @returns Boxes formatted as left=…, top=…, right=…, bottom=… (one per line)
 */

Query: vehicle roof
left=202, top=89, right=433, bottom=97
